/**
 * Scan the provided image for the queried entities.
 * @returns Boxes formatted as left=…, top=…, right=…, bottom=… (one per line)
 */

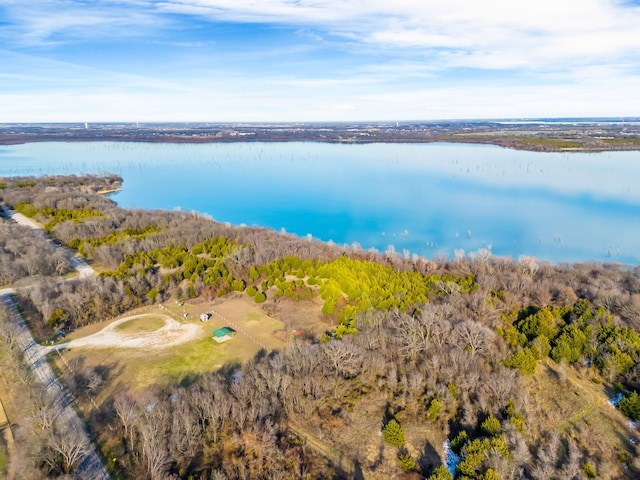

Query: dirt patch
left=64, top=314, right=201, bottom=350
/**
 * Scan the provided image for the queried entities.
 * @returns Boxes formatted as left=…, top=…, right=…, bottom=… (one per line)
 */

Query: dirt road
left=60, top=314, right=201, bottom=350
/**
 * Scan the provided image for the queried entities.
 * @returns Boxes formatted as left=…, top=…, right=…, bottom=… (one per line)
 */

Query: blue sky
left=1, top=0, right=640, bottom=122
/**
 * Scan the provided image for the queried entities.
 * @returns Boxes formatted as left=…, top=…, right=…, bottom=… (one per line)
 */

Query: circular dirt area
left=65, top=314, right=201, bottom=350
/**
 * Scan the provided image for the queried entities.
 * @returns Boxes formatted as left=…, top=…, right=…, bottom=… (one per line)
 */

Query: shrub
left=48, top=308, right=66, bottom=329
left=481, top=415, right=501, bottom=437
left=504, top=348, right=537, bottom=374
left=427, top=399, right=442, bottom=420
left=451, top=430, right=468, bottom=454
left=483, top=468, right=500, bottom=480
left=447, top=383, right=459, bottom=398
left=509, top=414, right=525, bottom=433
left=427, top=465, right=453, bottom=480
left=581, top=461, right=597, bottom=479
left=398, top=452, right=416, bottom=472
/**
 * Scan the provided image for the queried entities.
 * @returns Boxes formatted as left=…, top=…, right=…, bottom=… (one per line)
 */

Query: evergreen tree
left=619, top=391, right=640, bottom=420
left=398, top=452, right=416, bottom=472
left=427, top=465, right=453, bottom=480
left=382, top=419, right=405, bottom=447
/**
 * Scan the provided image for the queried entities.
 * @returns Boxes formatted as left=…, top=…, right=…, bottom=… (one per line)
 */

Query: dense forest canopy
left=2, top=174, right=640, bottom=479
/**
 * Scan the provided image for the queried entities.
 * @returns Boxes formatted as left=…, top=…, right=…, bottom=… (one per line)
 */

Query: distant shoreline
left=2, top=121, right=640, bottom=153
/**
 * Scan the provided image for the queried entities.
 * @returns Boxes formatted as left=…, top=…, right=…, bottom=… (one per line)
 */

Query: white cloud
left=3, top=67, right=639, bottom=122
left=1, top=0, right=640, bottom=120
left=0, top=1, right=167, bottom=45
left=4, top=1, right=640, bottom=72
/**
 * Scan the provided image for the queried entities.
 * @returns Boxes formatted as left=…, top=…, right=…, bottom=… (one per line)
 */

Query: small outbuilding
left=212, top=327, right=235, bottom=343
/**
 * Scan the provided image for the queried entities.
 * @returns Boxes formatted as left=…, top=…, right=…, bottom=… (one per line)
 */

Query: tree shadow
left=352, top=458, right=365, bottom=480
left=369, top=439, right=385, bottom=471
left=178, top=372, right=201, bottom=388
left=381, top=402, right=397, bottom=430
left=217, top=361, right=243, bottom=382
left=417, top=440, right=441, bottom=475
left=447, top=417, right=465, bottom=439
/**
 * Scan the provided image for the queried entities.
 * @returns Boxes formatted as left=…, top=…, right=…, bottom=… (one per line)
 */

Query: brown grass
left=523, top=360, right=634, bottom=477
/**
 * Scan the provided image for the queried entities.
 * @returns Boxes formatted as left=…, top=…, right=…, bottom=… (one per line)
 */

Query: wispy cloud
left=1, top=0, right=640, bottom=120
left=0, top=1, right=166, bottom=46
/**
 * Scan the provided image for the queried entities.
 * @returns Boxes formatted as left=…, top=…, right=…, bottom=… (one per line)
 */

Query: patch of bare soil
left=63, top=314, right=201, bottom=350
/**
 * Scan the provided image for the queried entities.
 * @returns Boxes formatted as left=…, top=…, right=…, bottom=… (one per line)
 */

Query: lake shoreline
left=2, top=141, right=639, bottom=265
left=2, top=120, right=640, bottom=153
left=3, top=136, right=640, bottom=153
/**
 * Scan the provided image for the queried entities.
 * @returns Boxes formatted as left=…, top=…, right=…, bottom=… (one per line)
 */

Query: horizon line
left=2, top=116, right=640, bottom=125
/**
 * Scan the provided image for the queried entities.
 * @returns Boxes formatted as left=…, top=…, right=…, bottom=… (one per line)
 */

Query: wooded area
left=2, top=174, right=640, bottom=479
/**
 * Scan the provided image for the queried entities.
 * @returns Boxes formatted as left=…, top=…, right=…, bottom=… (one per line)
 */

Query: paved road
left=1, top=294, right=110, bottom=478
left=1, top=206, right=96, bottom=279
left=7, top=210, right=41, bottom=229
left=1, top=204, right=106, bottom=477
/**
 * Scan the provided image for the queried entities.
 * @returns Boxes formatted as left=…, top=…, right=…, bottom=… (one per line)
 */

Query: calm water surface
left=1, top=141, right=639, bottom=265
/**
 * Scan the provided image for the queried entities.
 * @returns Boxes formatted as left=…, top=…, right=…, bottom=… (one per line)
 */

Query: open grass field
left=52, top=295, right=287, bottom=400
left=210, top=297, right=287, bottom=350
left=523, top=360, right=636, bottom=475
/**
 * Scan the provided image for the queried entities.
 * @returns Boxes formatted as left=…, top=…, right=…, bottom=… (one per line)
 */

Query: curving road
left=1, top=206, right=95, bottom=279
left=1, top=205, right=107, bottom=477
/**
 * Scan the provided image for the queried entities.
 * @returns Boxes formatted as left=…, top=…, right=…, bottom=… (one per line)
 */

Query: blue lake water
left=0, top=141, right=639, bottom=265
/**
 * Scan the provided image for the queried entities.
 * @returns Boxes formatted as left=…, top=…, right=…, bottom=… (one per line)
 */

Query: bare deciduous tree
left=42, top=424, right=88, bottom=474
left=114, top=392, right=138, bottom=451
left=454, top=320, right=495, bottom=357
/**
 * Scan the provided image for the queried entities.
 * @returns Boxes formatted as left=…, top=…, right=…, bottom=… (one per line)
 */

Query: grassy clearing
left=525, top=360, right=634, bottom=467
left=210, top=297, right=286, bottom=350
left=55, top=297, right=287, bottom=397
left=65, top=312, right=143, bottom=340
left=525, top=363, right=586, bottom=433
left=148, top=329, right=259, bottom=386
left=113, top=316, right=165, bottom=334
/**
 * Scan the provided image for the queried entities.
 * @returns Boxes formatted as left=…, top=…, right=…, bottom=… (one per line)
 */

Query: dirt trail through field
left=58, top=314, right=201, bottom=350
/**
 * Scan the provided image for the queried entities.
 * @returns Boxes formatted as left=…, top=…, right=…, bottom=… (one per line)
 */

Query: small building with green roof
left=212, top=327, right=235, bottom=343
